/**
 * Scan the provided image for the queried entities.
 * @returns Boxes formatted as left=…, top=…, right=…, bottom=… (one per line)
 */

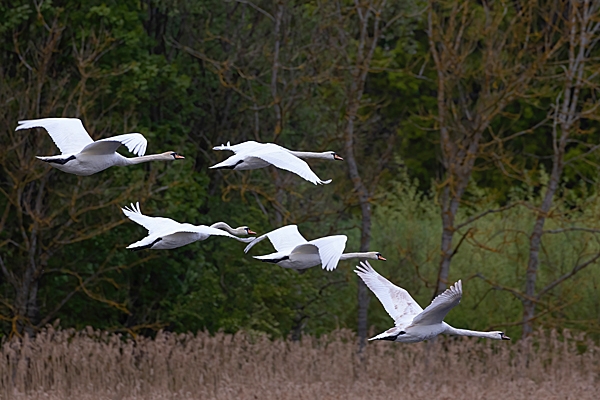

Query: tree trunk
left=522, top=134, right=566, bottom=336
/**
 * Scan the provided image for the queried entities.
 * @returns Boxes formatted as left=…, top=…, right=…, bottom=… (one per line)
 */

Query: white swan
left=122, top=202, right=256, bottom=250
left=355, top=261, right=510, bottom=343
left=16, top=118, right=185, bottom=175
left=210, top=141, right=343, bottom=185
left=244, top=225, right=385, bottom=271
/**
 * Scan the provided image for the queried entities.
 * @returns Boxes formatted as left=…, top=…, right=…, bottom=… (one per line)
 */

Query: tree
left=520, top=0, right=600, bottom=337
left=426, top=0, right=557, bottom=297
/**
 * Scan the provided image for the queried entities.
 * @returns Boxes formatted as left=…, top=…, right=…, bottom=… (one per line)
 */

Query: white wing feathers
left=411, top=280, right=462, bottom=326
left=253, top=149, right=331, bottom=185
left=16, top=118, right=93, bottom=155
left=212, top=141, right=331, bottom=185
left=308, top=235, right=347, bottom=271
left=122, top=202, right=179, bottom=235
left=244, top=224, right=307, bottom=254
left=122, top=203, right=241, bottom=240
left=16, top=118, right=148, bottom=157
left=354, top=261, right=424, bottom=328
left=84, top=133, right=148, bottom=156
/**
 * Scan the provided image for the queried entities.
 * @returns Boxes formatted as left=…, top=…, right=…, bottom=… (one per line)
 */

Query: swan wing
left=305, top=235, right=347, bottom=271
left=244, top=224, right=307, bottom=253
left=16, top=118, right=94, bottom=155
left=253, top=146, right=331, bottom=185
left=81, top=133, right=148, bottom=156
left=411, top=280, right=462, bottom=326
left=354, top=261, right=423, bottom=328
left=122, top=202, right=179, bottom=235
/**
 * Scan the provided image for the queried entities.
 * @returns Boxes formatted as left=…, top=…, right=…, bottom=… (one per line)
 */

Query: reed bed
left=0, top=327, right=597, bottom=399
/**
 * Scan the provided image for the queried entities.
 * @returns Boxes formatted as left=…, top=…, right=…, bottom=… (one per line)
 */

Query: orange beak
left=247, top=229, right=257, bottom=235
left=377, top=255, right=387, bottom=261
left=174, top=154, right=185, bottom=159
left=334, top=154, right=344, bottom=161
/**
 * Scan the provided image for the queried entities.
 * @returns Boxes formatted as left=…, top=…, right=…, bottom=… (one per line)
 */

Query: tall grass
left=1, top=327, right=597, bottom=399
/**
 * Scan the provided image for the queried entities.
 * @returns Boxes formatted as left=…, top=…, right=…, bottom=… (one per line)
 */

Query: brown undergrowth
left=0, top=327, right=597, bottom=399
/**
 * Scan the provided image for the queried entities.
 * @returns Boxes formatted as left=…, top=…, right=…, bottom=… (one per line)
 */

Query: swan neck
left=210, top=222, right=236, bottom=234
left=288, top=151, right=329, bottom=160
left=339, top=252, right=371, bottom=261
left=445, top=326, right=498, bottom=339
left=123, top=154, right=169, bottom=165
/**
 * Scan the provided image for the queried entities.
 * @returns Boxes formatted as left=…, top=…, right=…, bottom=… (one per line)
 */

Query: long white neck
left=120, top=153, right=172, bottom=165
left=209, top=222, right=254, bottom=243
left=210, top=222, right=237, bottom=234
left=339, top=252, right=375, bottom=261
left=444, top=325, right=502, bottom=340
left=288, top=151, right=332, bottom=160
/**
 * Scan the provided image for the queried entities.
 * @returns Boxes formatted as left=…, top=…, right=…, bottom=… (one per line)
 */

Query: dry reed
left=0, top=327, right=597, bottom=399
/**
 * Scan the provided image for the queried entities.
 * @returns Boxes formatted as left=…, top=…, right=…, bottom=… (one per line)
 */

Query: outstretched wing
left=122, top=202, right=180, bottom=235
left=253, top=146, right=331, bottom=185
left=411, top=280, right=462, bottom=326
left=16, top=118, right=94, bottom=155
left=81, top=133, right=147, bottom=156
left=244, top=224, right=307, bottom=254
left=354, top=261, right=423, bottom=328
left=306, top=235, right=347, bottom=271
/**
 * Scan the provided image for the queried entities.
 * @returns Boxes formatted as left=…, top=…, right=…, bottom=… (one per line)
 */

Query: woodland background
left=1, top=0, right=600, bottom=346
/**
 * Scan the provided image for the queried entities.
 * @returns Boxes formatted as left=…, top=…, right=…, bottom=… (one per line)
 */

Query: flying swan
left=244, top=225, right=385, bottom=271
left=122, top=202, right=257, bottom=250
left=210, top=141, right=343, bottom=185
left=16, top=118, right=185, bottom=175
left=355, top=261, right=510, bottom=343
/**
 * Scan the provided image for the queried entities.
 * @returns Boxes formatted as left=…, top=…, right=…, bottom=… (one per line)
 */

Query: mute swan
left=16, top=118, right=185, bottom=175
left=355, top=261, right=510, bottom=343
left=210, top=141, right=343, bottom=185
left=122, top=202, right=257, bottom=250
left=244, top=225, right=385, bottom=271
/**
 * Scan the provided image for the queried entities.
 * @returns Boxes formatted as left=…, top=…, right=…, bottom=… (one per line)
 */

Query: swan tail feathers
left=212, top=141, right=233, bottom=151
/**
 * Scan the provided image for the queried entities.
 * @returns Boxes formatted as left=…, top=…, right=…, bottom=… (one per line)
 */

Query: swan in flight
left=244, top=225, right=385, bottom=271
left=355, top=261, right=510, bottom=343
left=210, top=141, right=343, bottom=185
left=16, top=118, right=185, bottom=175
left=122, top=202, right=257, bottom=250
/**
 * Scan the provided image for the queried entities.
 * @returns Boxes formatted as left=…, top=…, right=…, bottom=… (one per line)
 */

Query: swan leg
left=129, top=237, right=162, bottom=251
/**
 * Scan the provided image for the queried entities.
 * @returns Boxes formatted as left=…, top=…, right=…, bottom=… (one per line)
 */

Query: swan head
left=233, top=226, right=257, bottom=236
left=329, top=151, right=344, bottom=161
left=163, top=151, right=185, bottom=160
left=497, top=331, right=510, bottom=340
left=363, top=251, right=386, bottom=261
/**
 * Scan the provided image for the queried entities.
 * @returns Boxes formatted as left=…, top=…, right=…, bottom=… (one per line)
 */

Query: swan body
left=210, top=141, right=343, bottom=185
left=122, top=202, right=256, bottom=250
left=244, top=225, right=385, bottom=271
left=355, top=261, right=510, bottom=343
left=16, top=118, right=184, bottom=175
